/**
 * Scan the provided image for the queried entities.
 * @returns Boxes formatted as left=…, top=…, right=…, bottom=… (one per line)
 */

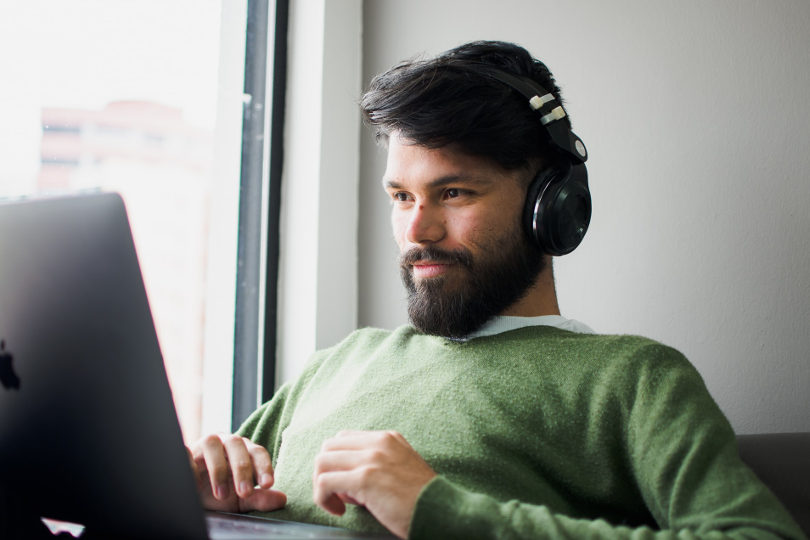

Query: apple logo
left=0, top=340, right=21, bottom=390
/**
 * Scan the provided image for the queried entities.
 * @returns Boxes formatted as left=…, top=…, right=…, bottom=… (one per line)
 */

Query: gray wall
left=357, top=1, right=810, bottom=434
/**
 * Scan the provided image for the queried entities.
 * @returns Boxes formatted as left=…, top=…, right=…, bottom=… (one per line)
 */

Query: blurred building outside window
left=0, top=0, right=248, bottom=441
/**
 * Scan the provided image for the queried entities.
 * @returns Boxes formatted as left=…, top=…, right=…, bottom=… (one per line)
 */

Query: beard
left=400, top=226, right=545, bottom=339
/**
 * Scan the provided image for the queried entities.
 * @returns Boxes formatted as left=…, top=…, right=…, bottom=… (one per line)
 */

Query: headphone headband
left=468, top=64, right=588, bottom=164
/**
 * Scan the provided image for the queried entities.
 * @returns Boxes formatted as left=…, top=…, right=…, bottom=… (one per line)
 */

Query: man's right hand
left=188, top=433, right=287, bottom=513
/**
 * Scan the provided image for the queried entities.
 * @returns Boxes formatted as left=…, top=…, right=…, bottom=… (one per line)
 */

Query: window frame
left=231, top=0, right=289, bottom=429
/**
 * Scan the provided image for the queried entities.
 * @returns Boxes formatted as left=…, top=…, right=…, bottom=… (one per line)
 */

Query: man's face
left=382, top=134, right=544, bottom=338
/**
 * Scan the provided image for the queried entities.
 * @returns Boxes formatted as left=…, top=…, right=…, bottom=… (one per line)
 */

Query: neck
left=500, top=257, right=560, bottom=317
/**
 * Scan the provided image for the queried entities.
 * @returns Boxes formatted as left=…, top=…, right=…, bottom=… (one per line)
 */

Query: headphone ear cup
left=524, top=162, right=591, bottom=255
left=523, top=169, right=552, bottom=250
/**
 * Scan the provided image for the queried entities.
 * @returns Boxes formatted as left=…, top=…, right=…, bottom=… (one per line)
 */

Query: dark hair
left=360, top=40, right=570, bottom=171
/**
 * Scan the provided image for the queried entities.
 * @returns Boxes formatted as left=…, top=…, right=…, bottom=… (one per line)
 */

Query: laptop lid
left=0, top=192, right=209, bottom=539
left=0, top=192, right=395, bottom=540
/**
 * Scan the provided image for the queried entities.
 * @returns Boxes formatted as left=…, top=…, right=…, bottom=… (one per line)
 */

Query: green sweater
left=238, top=325, right=804, bottom=539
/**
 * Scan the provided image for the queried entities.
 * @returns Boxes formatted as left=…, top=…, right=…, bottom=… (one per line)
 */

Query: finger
left=246, top=440, right=275, bottom=489
left=188, top=446, right=210, bottom=491
left=198, top=434, right=233, bottom=500
left=312, top=447, right=364, bottom=516
left=238, top=488, right=288, bottom=513
left=314, top=449, right=367, bottom=477
left=312, top=470, right=352, bottom=516
left=222, top=435, right=259, bottom=498
left=186, top=446, right=199, bottom=478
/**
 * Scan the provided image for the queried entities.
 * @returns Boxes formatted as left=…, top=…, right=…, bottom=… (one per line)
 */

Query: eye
left=390, top=191, right=412, bottom=204
left=444, top=187, right=472, bottom=200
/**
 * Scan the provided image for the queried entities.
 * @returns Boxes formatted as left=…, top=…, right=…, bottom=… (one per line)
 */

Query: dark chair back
left=737, top=432, right=810, bottom=536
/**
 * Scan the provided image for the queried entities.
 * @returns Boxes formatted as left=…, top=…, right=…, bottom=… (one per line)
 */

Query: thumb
left=239, top=489, right=288, bottom=513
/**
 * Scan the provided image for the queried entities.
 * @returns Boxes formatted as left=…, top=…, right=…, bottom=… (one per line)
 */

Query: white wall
left=356, top=0, right=810, bottom=434
left=275, top=0, right=362, bottom=385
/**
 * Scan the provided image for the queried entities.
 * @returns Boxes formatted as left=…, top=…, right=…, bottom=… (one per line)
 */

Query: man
left=190, top=41, right=803, bottom=539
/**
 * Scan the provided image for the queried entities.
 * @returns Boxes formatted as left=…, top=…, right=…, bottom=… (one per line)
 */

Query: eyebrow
left=382, top=174, right=495, bottom=191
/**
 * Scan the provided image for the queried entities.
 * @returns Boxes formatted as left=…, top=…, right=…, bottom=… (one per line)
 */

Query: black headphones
left=471, top=65, right=591, bottom=256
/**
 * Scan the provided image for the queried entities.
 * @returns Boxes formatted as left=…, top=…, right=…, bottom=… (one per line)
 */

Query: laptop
left=0, top=192, right=392, bottom=539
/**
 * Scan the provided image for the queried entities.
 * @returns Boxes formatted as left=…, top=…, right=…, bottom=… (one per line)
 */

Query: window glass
left=0, top=0, right=243, bottom=441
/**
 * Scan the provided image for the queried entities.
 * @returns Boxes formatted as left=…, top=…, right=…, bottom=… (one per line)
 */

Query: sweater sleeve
left=408, top=343, right=806, bottom=540
left=410, top=476, right=801, bottom=539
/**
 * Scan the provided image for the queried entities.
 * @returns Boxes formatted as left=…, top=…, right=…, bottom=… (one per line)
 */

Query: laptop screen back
left=0, top=192, right=208, bottom=539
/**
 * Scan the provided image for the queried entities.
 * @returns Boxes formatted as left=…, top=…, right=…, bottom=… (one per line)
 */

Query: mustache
left=400, top=246, right=473, bottom=269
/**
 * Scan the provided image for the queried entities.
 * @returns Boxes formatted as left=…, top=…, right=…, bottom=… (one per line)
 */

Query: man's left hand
left=312, top=430, right=437, bottom=539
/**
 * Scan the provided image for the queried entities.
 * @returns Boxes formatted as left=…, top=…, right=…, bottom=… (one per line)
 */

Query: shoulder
left=571, top=335, right=723, bottom=436
left=568, top=332, right=702, bottom=390
left=583, top=333, right=691, bottom=370
left=488, top=326, right=689, bottom=365
left=486, top=327, right=703, bottom=394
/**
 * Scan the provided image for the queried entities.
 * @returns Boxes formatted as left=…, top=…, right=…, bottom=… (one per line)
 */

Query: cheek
left=463, top=208, right=521, bottom=249
left=453, top=206, right=501, bottom=237
left=449, top=214, right=478, bottom=239
left=439, top=215, right=484, bottom=254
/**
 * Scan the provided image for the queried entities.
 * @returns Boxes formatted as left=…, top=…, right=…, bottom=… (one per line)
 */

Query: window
left=0, top=0, right=258, bottom=441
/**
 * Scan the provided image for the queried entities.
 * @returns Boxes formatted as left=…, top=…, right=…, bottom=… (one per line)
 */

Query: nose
left=404, top=202, right=445, bottom=245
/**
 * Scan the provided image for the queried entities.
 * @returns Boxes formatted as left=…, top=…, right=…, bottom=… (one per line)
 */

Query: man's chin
left=406, top=287, right=491, bottom=338
left=410, top=273, right=467, bottom=295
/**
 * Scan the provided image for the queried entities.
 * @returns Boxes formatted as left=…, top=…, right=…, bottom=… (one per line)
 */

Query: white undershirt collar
left=455, top=315, right=595, bottom=342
